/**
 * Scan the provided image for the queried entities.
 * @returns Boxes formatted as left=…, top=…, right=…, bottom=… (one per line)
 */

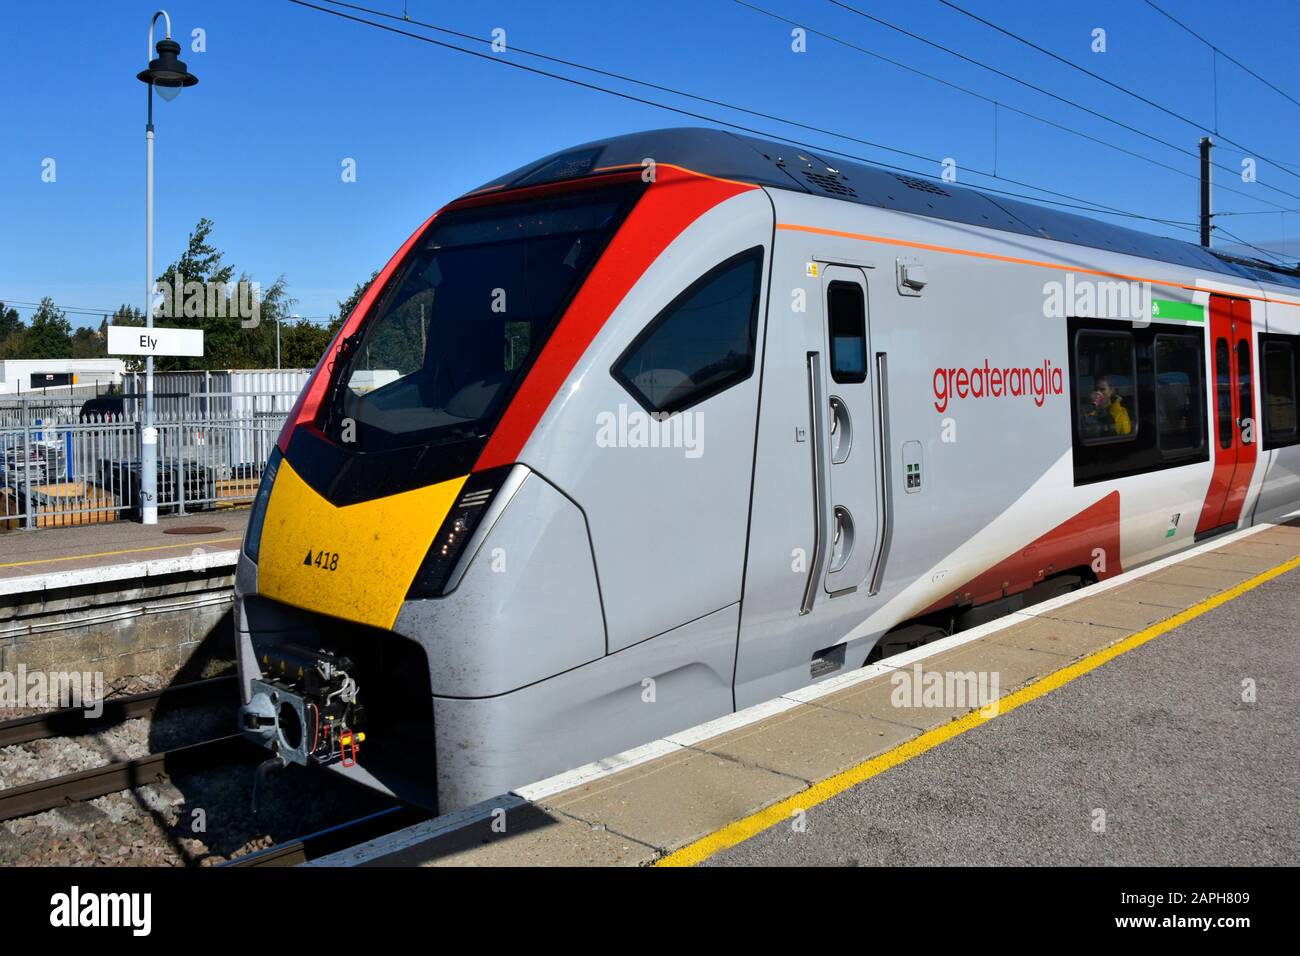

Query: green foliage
left=150, top=218, right=286, bottom=371
left=0, top=302, right=20, bottom=340
left=0, top=301, right=25, bottom=358
left=279, top=317, right=336, bottom=368
left=24, top=297, right=73, bottom=359
left=70, top=326, right=103, bottom=358
left=9, top=221, right=376, bottom=371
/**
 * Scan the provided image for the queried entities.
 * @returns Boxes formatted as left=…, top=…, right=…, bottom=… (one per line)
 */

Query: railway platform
left=1, top=512, right=247, bottom=682
left=319, top=516, right=1300, bottom=867
left=0, top=510, right=246, bottom=585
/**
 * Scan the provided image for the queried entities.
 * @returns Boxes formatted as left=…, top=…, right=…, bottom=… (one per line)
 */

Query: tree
left=152, top=218, right=289, bottom=370
left=70, top=326, right=104, bottom=358
left=108, top=304, right=145, bottom=327
left=0, top=302, right=20, bottom=340
left=0, top=302, right=24, bottom=358
left=24, top=297, right=72, bottom=358
left=279, top=317, right=336, bottom=368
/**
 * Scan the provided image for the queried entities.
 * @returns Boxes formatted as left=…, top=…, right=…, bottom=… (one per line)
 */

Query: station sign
left=107, top=325, right=204, bottom=357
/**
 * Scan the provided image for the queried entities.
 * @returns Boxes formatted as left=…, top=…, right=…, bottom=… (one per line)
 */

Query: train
left=235, top=127, right=1300, bottom=813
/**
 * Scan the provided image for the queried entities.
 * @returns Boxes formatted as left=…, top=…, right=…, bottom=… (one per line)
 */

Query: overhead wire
left=933, top=0, right=1300, bottom=187
left=823, top=0, right=1300, bottom=208
left=292, top=0, right=1202, bottom=233
left=735, top=0, right=1288, bottom=215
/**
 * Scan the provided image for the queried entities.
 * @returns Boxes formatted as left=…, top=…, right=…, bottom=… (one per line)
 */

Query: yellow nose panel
left=256, top=458, right=467, bottom=630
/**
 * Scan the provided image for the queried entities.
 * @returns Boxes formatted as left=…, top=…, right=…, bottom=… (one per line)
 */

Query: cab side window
left=613, top=247, right=764, bottom=414
left=827, top=281, right=868, bottom=384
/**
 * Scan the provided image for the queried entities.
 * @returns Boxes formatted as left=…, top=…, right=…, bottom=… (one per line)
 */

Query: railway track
left=225, top=804, right=430, bottom=867
left=1, top=675, right=418, bottom=863
left=0, top=674, right=248, bottom=823
left=0, top=734, right=253, bottom=822
left=0, top=674, right=237, bottom=747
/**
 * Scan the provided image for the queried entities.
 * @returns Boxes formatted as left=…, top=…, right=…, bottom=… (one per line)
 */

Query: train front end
left=234, top=172, right=649, bottom=806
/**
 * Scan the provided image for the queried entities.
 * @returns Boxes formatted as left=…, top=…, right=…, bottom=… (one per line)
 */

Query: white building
left=0, top=359, right=126, bottom=396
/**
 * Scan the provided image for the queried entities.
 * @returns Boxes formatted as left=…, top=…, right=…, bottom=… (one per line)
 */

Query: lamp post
left=136, top=11, right=197, bottom=524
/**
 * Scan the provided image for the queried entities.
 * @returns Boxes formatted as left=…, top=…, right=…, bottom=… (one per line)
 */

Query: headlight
left=406, top=465, right=512, bottom=598
left=243, top=447, right=281, bottom=564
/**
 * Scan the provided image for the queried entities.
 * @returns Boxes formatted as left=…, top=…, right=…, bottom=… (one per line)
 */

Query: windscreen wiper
left=321, top=329, right=364, bottom=438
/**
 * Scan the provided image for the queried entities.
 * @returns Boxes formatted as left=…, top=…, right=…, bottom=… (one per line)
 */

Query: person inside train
left=1088, top=375, right=1132, bottom=436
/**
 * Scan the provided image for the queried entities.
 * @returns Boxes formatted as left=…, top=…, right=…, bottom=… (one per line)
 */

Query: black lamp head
left=137, top=37, right=198, bottom=99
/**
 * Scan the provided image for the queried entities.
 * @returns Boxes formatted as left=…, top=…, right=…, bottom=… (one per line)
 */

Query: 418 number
left=303, top=549, right=340, bottom=571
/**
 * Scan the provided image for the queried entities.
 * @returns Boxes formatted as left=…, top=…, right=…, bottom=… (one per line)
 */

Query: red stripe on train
left=922, top=491, right=1122, bottom=614
left=276, top=209, right=441, bottom=453
left=473, top=166, right=754, bottom=471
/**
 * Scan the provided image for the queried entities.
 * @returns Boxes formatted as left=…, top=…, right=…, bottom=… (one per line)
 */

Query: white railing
left=0, top=390, right=299, bottom=531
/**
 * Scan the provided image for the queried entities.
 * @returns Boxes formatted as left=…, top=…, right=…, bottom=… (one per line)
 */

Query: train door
left=1196, top=294, right=1258, bottom=537
left=801, top=265, right=884, bottom=608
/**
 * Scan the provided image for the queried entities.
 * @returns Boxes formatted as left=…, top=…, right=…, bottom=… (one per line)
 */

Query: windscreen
left=326, top=182, right=640, bottom=453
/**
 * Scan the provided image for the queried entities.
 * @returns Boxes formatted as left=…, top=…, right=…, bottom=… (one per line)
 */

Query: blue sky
left=2, top=0, right=1298, bottom=329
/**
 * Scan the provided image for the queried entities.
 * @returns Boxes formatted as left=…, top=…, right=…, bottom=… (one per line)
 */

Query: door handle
left=801, top=352, right=829, bottom=615
left=868, top=352, right=893, bottom=597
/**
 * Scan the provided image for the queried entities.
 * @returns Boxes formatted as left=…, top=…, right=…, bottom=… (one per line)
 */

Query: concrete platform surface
left=709, top=565, right=1300, bottom=866
left=0, top=510, right=247, bottom=587
left=319, top=518, right=1300, bottom=867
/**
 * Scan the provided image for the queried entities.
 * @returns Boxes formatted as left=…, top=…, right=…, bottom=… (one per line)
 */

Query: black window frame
left=1214, top=336, right=1233, bottom=450
left=827, top=280, right=869, bottom=385
left=1152, top=331, right=1207, bottom=458
left=320, top=179, right=645, bottom=457
left=1073, top=328, right=1140, bottom=447
left=1261, top=332, right=1300, bottom=449
left=611, top=246, right=766, bottom=416
left=1069, top=317, right=1209, bottom=486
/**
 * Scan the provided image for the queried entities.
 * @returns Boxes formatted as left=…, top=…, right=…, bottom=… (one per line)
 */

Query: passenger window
left=1075, top=331, right=1138, bottom=444
left=1153, top=334, right=1205, bottom=455
left=1263, top=339, right=1298, bottom=446
left=827, top=281, right=868, bottom=384
left=613, top=247, right=764, bottom=414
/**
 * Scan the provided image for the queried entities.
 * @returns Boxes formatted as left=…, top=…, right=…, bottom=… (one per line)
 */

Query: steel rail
left=0, top=733, right=250, bottom=822
left=224, top=805, right=429, bottom=867
left=0, top=674, right=236, bottom=748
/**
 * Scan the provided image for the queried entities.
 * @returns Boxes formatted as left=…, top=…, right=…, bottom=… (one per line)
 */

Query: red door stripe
left=474, top=166, right=755, bottom=471
left=1220, top=297, right=1258, bottom=526
left=1195, top=295, right=1256, bottom=534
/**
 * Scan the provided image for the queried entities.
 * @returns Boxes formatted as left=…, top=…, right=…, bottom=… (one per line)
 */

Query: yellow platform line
left=0, top=537, right=243, bottom=570
left=656, top=552, right=1300, bottom=867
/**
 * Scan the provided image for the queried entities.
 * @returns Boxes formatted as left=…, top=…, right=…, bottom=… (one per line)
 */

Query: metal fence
left=0, top=389, right=299, bottom=532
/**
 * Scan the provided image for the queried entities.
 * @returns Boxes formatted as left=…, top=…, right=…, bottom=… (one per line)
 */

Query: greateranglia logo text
left=932, top=358, right=1064, bottom=413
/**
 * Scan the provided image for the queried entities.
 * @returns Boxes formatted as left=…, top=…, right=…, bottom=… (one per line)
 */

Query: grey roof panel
left=470, top=127, right=1300, bottom=290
